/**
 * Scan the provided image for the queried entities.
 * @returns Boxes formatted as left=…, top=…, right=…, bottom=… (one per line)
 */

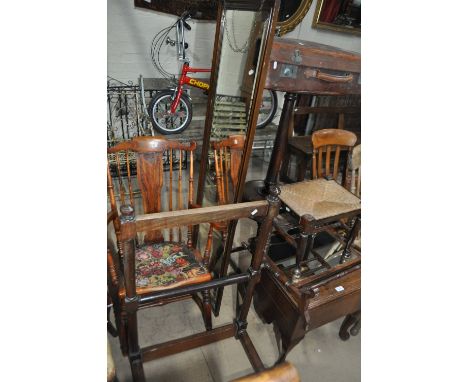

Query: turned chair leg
left=108, top=297, right=129, bottom=356
left=202, top=290, right=213, bottom=331
left=126, top=312, right=145, bottom=381
left=118, top=313, right=129, bottom=356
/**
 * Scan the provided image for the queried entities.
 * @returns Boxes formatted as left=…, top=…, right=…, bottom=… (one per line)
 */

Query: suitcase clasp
left=292, top=49, right=302, bottom=64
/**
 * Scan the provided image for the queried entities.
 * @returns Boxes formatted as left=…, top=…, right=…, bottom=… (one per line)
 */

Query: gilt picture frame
left=312, top=0, right=361, bottom=36
left=276, top=0, right=313, bottom=36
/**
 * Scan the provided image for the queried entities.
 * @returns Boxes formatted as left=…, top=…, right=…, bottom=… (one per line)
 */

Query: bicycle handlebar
left=180, top=12, right=192, bottom=30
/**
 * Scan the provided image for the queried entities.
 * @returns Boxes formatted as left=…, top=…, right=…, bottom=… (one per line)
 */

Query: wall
left=107, top=0, right=215, bottom=83
left=108, top=0, right=360, bottom=83
left=216, top=10, right=256, bottom=96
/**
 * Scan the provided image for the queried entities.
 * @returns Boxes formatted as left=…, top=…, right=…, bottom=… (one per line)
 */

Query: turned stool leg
left=293, top=215, right=315, bottom=279
left=293, top=231, right=309, bottom=279
left=340, top=216, right=361, bottom=264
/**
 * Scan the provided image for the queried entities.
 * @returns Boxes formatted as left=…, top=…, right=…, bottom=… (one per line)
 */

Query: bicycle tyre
left=148, top=90, right=192, bottom=135
left=256, top=89, right=278, bottom=129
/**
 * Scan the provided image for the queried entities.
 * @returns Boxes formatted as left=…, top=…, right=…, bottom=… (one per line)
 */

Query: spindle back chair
left=311, top=128, right=357, bottom=183
left=208, top=135, right=246, bottom=275
left=212, top=134, right=245, bottom=205
left=107, top=136, right=197, bottom=244
left=107, top=136, right=217, bottom=357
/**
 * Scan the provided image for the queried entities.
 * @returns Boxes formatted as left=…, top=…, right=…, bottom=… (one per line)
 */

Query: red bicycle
left=148, top=12, right=277, bottom=135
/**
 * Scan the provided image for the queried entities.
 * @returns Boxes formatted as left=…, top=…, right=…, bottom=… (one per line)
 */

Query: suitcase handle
left=304, top=69, right=354, bottom=83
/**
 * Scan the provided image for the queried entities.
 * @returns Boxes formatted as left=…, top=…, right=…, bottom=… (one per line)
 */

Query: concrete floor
left=108, top=154, right=360, bottom=381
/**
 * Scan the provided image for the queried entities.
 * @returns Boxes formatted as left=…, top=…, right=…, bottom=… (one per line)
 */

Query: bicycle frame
left=149, top=13, right=277, bottom=134
left=170, top=62, right=211, bottom=114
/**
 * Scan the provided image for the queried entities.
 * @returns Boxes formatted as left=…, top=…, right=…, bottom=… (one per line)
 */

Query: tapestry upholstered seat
left=134, top=242, right=211, bottom=294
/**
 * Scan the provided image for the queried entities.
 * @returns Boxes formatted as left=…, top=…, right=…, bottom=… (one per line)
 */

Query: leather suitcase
left=265, top=37, right=361, bottom=95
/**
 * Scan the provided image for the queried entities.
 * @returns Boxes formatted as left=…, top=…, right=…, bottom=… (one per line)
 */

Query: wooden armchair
left=109, top=194, right=280, bottom=381
left=107, top=136, right=214, bottom=357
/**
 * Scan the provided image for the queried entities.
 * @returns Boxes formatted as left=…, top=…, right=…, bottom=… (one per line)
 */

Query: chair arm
left=135, top=201, right=268, bottom=234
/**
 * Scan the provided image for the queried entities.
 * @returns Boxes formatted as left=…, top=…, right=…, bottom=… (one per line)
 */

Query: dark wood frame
left=193, top=0, right=280, bottom=315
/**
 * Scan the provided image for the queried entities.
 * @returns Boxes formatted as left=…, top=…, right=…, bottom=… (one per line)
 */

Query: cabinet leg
left=339, top=311, right=360, bottom=341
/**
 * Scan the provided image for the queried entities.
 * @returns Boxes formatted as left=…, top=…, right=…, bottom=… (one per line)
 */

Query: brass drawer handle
left=304, top=68, right=354, bottom=83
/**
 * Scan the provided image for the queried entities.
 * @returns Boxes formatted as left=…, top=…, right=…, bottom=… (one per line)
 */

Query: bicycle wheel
left=256, top=89, right=278, bottom=129
left=148, top=90, right=192, bottom=135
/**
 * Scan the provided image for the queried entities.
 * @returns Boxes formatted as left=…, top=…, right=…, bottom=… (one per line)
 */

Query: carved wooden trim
left=108, top=136, right=196, bottom=154
left=276, top=0, right=313, bottom=36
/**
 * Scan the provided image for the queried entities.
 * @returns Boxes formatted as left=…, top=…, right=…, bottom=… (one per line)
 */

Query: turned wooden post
left=238, top=187, right=280, bottom=324
left=263, top=92, right=297, bottom=193
left=340, top=215, right=361, bottom=264
left=119, top=205, right=145, bottom=382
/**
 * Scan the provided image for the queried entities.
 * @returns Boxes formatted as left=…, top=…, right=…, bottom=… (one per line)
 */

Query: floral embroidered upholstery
left=135, top=242, right=211, bottom=293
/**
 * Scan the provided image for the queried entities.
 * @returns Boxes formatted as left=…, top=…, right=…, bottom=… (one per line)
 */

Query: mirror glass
left=195, top=6, right=274, bottom=266
left=201, top=8, right=270, bottom=206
